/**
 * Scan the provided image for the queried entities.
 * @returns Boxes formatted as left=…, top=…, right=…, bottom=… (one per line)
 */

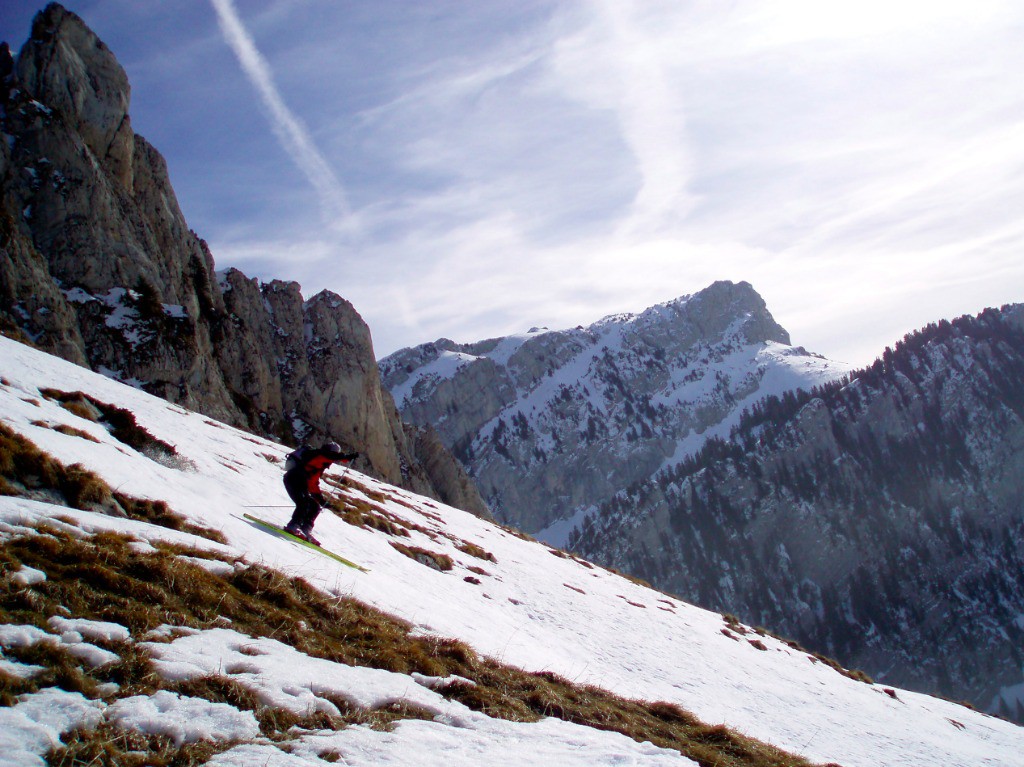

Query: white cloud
left=208, top=0, right=352, bottom=233
left=190, top=1, right=1024, bottom=366
left=548, top=1, right=697, bottom=235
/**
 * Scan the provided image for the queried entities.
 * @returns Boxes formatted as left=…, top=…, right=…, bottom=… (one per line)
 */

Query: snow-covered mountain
left=2, top=336, right=1021, bottom=765
left=380, top=280, right=851, bottom=544
left=572, top=304, right=1024, bottom=721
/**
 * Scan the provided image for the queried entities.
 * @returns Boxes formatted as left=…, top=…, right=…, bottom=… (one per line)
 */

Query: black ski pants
left=284, top=470, right=321, bottom=528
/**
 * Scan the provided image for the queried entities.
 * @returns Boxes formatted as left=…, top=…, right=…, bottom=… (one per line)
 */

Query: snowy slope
left=1, top=335, right=1020, bottom=766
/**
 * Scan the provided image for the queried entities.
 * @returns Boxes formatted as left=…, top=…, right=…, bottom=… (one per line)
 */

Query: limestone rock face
left=0, top=4, right=487, bottom=516
left=15, top=4, right=134, bottom=188
left=404, top=423, right=494, bottom=520
left=303, top=290, right=403, bottom=480
left=381, top=280, right=847, bottom=536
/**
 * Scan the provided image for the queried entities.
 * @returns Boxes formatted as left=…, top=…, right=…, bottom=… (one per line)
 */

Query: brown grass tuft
left=1, top=525, right=833, bottom=767
left=0, top=422, right=108, bottom=509
left=54, top=424, right=102, bottom=442
left=0, top=421, right=224, bottom=541
left=40, top=389, right=177, bottom=459
left=48, top=724, right=229, bottom=767
left=722, top=613, right=874, bottom=686
left=0, top=666, right=36, bottom=706
left=456, top=541, right=497, bottom=562
left=1, top=640, right=101, bottom=699
left=114, top=493, right=227, bottom=544
left=389, top=543, right=454, bottom=571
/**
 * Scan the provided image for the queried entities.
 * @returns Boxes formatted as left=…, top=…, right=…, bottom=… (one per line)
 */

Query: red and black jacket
left=285, top=448, right=355, bottom=496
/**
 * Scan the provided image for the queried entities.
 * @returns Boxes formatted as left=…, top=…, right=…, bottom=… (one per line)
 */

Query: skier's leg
left=299, top=499, right=322, bottom=545
left=285, top=497, right=313, bottom=538
left=283, top=473, right=310, bottom=537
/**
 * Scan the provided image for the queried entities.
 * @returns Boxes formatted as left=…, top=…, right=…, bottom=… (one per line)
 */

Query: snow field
left=0, top=335, right=1021, bottom=766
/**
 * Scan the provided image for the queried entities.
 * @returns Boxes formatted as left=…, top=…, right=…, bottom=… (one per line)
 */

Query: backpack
left=285, top=444, right=312, bottom=472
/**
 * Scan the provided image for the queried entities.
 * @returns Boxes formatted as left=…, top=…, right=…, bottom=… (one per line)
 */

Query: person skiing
left=283, top=441, right=357, bottom=545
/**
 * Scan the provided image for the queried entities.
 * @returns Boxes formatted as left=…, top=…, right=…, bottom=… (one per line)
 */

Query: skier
left=283, top=441, right=357, bottom=545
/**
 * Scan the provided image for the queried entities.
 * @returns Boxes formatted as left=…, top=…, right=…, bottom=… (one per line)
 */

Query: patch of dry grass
left=721, top=614, right=874, bottom=686
left=49, top=724, right=229, bottom=767
left=326, top=493, right=413, bottom=538
left=53, top=423, right=102, bottom=442
left=389, top=542, right=455, bottom=572
left=0, top=422, right=109, bottom=509
left=322, top=477, right=435, bottom=540
left=456, top=541, right=496, bottom=562
left=325, top=476, right=499, bottom=568
left=1, top=521, right=833, bottom=767
left=114, top=494, right=228, bottom=545
left=0, top=423, right=225, bottom=543
left=39, top=389, right=177, bottom=459
left=170, top=675, right=436, bottom=741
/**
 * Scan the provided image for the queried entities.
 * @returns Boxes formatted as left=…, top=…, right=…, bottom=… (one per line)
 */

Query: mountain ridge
left=571, top=302, right=1024, bottom=718
left=381, top=279, right=850, bottom=539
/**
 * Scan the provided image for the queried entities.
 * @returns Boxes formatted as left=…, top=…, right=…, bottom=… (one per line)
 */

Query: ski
left=243, top=513, right=368, bottom=572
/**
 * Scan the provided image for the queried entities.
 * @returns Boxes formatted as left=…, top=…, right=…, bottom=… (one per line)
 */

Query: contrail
left=209, top=0, right=351, bottom=228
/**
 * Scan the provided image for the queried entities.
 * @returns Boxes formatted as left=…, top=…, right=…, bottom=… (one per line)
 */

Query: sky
left=2, top=1, right=1023, bottom=365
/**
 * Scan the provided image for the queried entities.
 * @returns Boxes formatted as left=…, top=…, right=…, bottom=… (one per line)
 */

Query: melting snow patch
left=144, top=625, right=203, bottom=641
left=63, top=287, right=96, bottom=304
left=0, top=624, right=57, bottom=650
left=64, top=642, right=120, bottom=668
left=0, top=688, right=104, bottom=767
left=129, top=540, right=159, bottom=555
left=46, top=617, right=131, bottom=644
left=177, top=555, right=236, bottom=577
left=11, top=566, right=47, bottom=587
left=0, top=620, right=124, bottom=668
left=0, top=656, right=45, bottom=679
left=106, top=691, right=260, bottom=747
left=411, top=672, right=477, bottom=690
left=143, top=628, right=447, bottom=717
left=208, top=709, right=697, bottom=767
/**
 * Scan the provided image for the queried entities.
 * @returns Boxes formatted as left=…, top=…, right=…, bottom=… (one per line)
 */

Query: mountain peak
left=628, top=280, right=791, bottom=349
left=571, top=302, right=1024, bottom=720
left=380, top=282, right=846, bottom=535
left=17, top=3, right=132, bottom=174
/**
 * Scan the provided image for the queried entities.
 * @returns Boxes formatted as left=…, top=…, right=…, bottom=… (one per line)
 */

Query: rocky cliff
left=0, top=4, right=488, bottom=518
left=571, top=304, right=1024, bottom=718
left=381, top=280, right=848, bottom=538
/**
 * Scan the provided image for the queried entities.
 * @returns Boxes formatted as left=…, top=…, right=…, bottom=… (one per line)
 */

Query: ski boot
left=300, top=525, right=321, bottom=547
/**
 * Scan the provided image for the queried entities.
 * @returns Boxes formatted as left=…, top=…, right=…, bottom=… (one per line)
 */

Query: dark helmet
left=323, top=441, right=342, bottom=453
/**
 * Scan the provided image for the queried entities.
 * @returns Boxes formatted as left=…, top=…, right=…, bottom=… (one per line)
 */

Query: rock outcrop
left=0, top=4, right=489, bottom=518
left=381, top=280, right=848, bottom=537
